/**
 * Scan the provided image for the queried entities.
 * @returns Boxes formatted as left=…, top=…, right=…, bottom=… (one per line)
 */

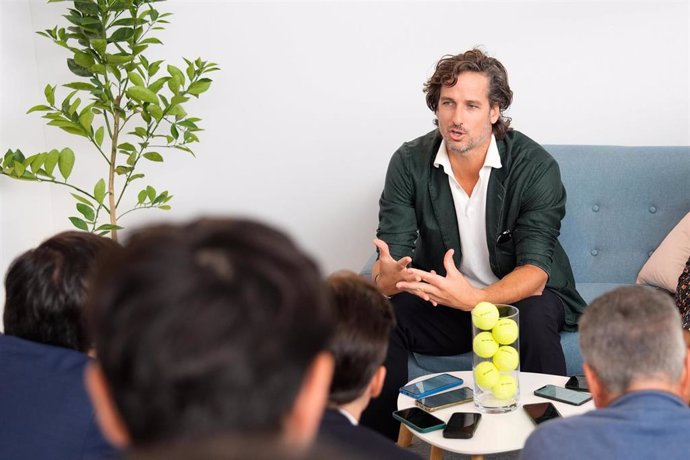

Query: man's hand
left=371, top=239, right=416, bottom=296
left=395, top=249, right=481, bottom=311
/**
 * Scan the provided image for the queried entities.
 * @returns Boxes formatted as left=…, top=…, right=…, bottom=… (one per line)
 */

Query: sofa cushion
left=636, top=211, right=690, bottom=292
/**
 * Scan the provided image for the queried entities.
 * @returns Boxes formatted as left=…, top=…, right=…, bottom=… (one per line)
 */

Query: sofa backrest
left=547, top=145, right=690, bottom=285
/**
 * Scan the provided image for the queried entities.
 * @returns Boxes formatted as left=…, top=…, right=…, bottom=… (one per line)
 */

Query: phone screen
left=523, top=402, right=561, bottom=425
left=416, top=387, right=474, bottom=411
left=392, top=407, right=445, bottom=432
left=442, top=412, right=481, bottom=439
left=534, top=384, right=592, bottom=406
left=565, top=375, right=589, bottom=392
left=400, top=373, right=464, bottom=398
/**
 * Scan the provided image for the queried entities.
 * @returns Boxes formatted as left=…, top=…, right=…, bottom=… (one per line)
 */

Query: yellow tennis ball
left=492, top=374, right=517, bottom=400
left=492, top=318, right=518, bottom=345
left=472, top=302, right=499, bottom=330
left=474, top=361, right=499, bottom=389
left=473, top=332, right=499, bottom=358
left=492, top=346, right=519, bottom=371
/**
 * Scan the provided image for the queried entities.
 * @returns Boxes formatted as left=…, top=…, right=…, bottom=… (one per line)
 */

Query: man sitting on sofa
left=318, top=271, right=420, bottom=459
left=0, top=231, right=119, bottom=460
left=521, top=286, right=690, bottom=459
left=363, top=47, right=586, bottom=440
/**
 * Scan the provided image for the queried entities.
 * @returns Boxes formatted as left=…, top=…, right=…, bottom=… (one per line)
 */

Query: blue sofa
left=363, top=145, right=690, bottom=378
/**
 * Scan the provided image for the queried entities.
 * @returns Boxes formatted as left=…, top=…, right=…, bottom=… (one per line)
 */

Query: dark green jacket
left=377, top=129, right=586, bottom=330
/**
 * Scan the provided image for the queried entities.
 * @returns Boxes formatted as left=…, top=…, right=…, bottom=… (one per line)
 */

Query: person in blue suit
left=0, top=231, right=119, bottom=460
left=318, top=271, right=420, bottom=460
left=521, top=286, right=690, bottom=460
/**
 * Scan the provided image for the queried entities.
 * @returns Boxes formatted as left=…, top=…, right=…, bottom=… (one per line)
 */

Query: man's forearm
left=479, top=264, right=548, bottom=305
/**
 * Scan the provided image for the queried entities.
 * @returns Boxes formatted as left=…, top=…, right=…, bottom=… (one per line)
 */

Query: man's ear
left=283, top=351, right=334, bottom=449
left=489, top=103, right=500, bottom=124
left=369, top=366, right=387, bottom=399
left=84, top=362, right=130, bottom=448
left=583, top=363, right=607, bottom=408
left=678, top=348, right=690, bottom=403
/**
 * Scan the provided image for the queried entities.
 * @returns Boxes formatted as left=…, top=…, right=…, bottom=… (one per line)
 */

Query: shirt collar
left=434, top=134, right=502, bottom=171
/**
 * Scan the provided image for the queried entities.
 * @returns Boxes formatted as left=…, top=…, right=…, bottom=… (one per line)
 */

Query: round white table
left=397, top=371, right=594, bottom=460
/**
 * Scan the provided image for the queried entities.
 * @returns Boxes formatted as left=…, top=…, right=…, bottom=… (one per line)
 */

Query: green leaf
left=44, top=84, right=55, bottom=105
left=118, top=142, right=136, bottom=152
left=111, top=17, right=146, bottom=27
left=27, top=154, right=45, bottom=173
left=58, top=147, right=75, bottom=180
left=79, top=109, right=94, bottom=130
left=105, top=54, right=133, bottom=64
left=148, top=76, right=169, bottom=93
left=128, top=71, right=145, bottom=87
left=146, top=185, right=156, bottom=201
left=44, top=149, right=59, bottom=176
left=170, top=94, right=189, bottom=105
left=63, top=82, right=96, bottom=91
left=126, top=152, right=137, bottom=166
left=95, top=126, right=104, bottom=146
left=77, top=203, right=95, bottom=221
left=71, top=193, right=94, bottom=207
left=146, top=104, right=163, bottom=121
left=137, top=189, right=147, bottom=204
left=91, top=38, right=106, bottom=55
left=167, top=75, right=180, bottom=94
left=108, top=27, right=134, bottom=43
left=114, top=166, right=132, bottom=175
left=141, top=37, right=163, bottom=45
left=27, top=104, right=52, bottom=114
left=68, top=97, right=81, bottom=115
left=158, top=205, right=171, bottom=210
left=148, top=60, right=163, bottom=77
left=188, top=78, right=212, bottom=96
left=143, top=151, right=163, bottom=162
left=95, top=224, right=124, bottom=231
left=67, top=58, right=92, bottom=77
left=126, top=86, right=159, bottom=104
left=69, top=216, right=89, bottom=231
left=128, top=173, right=145, bottom=182
left=167, top=105, right=186, bottom=118
left=74, top=51, right=95, bottom=69
left=94, top=178, right=106, bottom=204
left=167, top=65, right=185, bottom=85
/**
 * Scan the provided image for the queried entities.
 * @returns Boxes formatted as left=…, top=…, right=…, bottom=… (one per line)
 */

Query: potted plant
left=1, top=0, right=218, bottom=241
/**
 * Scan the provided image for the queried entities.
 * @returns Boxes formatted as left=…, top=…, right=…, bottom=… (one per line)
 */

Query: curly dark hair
left=423, top=49, right=513, bottom=139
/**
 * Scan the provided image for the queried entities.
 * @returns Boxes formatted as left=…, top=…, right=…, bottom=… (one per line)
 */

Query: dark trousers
left=360, top=289, right=566, bottom=441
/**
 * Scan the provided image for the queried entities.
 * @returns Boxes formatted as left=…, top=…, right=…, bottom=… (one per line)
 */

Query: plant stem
left=109, top=95, right=121, bottom=241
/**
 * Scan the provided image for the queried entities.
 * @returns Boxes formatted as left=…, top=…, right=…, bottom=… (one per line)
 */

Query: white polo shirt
left=433, top=136, right=502, bottom=288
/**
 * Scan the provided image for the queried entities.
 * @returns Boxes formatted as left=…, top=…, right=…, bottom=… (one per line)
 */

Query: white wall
left=1, top=0, right=689, bottom=326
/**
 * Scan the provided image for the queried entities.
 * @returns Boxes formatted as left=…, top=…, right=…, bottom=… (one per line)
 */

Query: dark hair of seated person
left=326, top=271, right=395, bottom=404
left=3, top=230, right=119, bottom=352
left=87, top=218, right=334, bottom=446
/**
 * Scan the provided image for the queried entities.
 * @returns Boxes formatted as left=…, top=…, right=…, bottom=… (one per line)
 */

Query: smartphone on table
left=442, top=412, right=482, bottom=439
left=415, top=387, right=474, bottom=412
left=399, top=373, right=464, bottom=399
left=523, top=402, right=562, bottom=425
left=565, top=374, right=589, bottom=392
left=534, top=384, right=592, bottom=406
left=392, top=407, right=446, bottom=433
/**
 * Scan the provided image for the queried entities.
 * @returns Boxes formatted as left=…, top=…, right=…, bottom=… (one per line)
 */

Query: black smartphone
left=392, top=407, right=446, bottom=433
left=399, top=373, right=464, bottom=399
left=534, top=384, right=592, bottom=406
left=565, top=375, right=589, bottom=392
left=442, top=412, right=481, bottom=439
left=523, top=402, right=562, bottom=425
left=415, top=387, right=474, bottom=412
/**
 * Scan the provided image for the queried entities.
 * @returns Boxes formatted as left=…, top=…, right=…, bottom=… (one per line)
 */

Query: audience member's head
left=85, top=218, right=334, bottom=450
left=326, top=271, right=394, bottom=414
left=3, top=230, right=119, bottom=352
left=580, top=285, right=690, bottom=406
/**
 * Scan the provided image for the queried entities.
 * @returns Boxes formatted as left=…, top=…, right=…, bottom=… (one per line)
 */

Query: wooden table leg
left=397, top=424, right=413, bottom=447
left=429, top=445, right=444, bottom=460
